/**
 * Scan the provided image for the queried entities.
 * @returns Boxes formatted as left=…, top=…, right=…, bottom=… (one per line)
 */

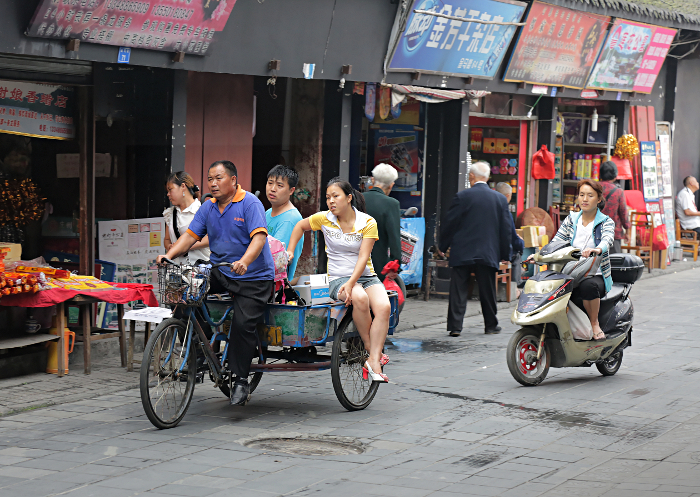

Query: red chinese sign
left=0, top=81, right=74, bottom=140
left=26, top=0, right=237, bottom=55
left=586, top=19, right=676, bottom=93
left=503, top=2, right=610, bottom=89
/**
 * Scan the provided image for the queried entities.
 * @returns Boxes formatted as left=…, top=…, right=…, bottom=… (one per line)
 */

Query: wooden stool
left=676, top=219, right=699, bottom=261
left=424, top=259, right=450, bottom=301
left=127, top=320, right=152, bottom=372
left=496, top=262, right=512, bottom=303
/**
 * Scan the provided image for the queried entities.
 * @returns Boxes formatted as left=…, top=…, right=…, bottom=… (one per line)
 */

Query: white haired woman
left=364, top=163, right=402, bottom=282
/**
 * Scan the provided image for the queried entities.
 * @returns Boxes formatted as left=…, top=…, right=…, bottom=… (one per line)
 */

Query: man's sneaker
left=230, top=379, right=250, bottom=406
left=485, top=326, right=502, bottom=335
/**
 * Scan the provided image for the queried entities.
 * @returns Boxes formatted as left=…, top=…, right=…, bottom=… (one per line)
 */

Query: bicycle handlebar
left=158, top=258, right=233, bottom=269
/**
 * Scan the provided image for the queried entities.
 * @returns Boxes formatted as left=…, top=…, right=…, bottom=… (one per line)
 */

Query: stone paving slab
left=0, top=268, right=697, bottom=495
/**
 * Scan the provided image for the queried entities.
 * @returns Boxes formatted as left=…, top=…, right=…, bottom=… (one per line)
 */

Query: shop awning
left=387, top=85, right=490, bottom=104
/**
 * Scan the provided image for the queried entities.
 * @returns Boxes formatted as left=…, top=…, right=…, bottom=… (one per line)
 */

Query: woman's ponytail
left=351, top=188, right=367, bottom=213
left=166, top=171, right=201, bottom=201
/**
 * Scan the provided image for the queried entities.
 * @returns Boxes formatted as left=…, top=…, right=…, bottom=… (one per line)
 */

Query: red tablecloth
left=0, top=283, right=158, bottom=308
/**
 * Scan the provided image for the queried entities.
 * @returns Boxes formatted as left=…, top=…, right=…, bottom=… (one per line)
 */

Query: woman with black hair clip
left=287, top=177, right=392, bottom=383
left=163, top=171, right=210, bottom=264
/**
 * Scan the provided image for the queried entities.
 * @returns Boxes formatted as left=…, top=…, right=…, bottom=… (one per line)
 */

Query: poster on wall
left=503, top=2, right=609, bottom=89
left=662, top=197, right=676, bottom=251
left=387, top=0, right=527, bottom=79
left=658, top=135, right=673, bottom=197
left=399, top=217, right=425, bottom=287
left=640, top=141, right=659, bottom=201
left=372, top=124, right=422, bottom=191
left=26, top=0, right=238, bottom=55
left=0, top=81, right=74, bottom=140
left=586, top=19, right=676, bottom=93
left=98, top=217, right=165, bottom=328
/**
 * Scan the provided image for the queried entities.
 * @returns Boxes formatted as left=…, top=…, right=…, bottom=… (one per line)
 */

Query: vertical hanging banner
left=26, top=0, right=238, bottom=55
left=503, top=2, right=610, bottom=89
left=586, top=19, right=676, bottom=93
left=640, top=141, right=659, bottom=201
left=387, top=0, right=527, bottom=79
left=0, top=81, right=74, bottom=140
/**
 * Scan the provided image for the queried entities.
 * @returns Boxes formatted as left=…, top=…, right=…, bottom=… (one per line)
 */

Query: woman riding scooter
left=529, top=180, right=615, bottom=340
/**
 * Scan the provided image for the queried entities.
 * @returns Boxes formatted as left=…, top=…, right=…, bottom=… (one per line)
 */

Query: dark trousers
left=447, top=264, right=498, bottom=332
left=210, top=269, right=273, bottom=379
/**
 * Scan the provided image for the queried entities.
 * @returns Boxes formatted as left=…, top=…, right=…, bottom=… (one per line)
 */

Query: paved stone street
left=0, top=267, right=699, bottom=497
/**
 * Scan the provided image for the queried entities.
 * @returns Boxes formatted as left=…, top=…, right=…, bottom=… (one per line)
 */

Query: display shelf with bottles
left=554, top=113, right=617, bottom=218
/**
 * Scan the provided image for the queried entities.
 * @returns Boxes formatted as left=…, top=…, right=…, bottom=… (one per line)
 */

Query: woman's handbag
left=563, top=254, right=601, bottom=288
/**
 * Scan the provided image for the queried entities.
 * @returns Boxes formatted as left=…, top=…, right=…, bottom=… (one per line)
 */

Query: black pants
left=210, top=269, right=273, bottom=379
left=447, top=264, right=498, bottom=332
left=571, top=275, right=605, bottom=310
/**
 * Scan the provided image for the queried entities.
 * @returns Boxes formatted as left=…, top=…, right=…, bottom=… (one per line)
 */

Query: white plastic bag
left=568, top=302, right=592, bottom=340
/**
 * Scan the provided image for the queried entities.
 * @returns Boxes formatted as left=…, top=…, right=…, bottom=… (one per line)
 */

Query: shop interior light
left=592, top=108, right=598, bottom=133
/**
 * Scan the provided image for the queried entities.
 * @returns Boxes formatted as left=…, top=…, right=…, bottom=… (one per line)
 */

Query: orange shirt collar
left=210, top=185, right=246, bottom=204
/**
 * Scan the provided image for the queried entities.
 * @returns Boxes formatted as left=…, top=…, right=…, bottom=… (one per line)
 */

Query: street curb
left=401, top=258, right=700, bottom=331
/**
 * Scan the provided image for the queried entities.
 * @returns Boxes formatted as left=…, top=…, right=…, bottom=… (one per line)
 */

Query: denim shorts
left=329, top=275, right=383, bottom=300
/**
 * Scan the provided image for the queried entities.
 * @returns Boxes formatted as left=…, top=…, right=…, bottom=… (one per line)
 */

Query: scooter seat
left=600, top=283, right=626, bottom=304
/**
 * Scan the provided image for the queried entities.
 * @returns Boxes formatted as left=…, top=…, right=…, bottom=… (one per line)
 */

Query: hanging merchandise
left=0, top=179, right=45, bottom=243
left=611, top=157, right=633, bottom=180
left=353, top=82, right=365, bottom=95
left=614, top=134, right=640, bottom=160
left=378, top=85, right=391, bottom=121
left=390, top=96, right=402, bottom=120
left=532, top=145, right=556, bottom=179
left=364, top=83, right=376, bottom=121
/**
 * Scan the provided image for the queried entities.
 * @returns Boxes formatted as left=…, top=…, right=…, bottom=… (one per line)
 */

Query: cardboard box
left=521, top=226, right=539, bottom=248
left=538, top=235, right=549, bottom=247
left=293, top=274, right=333, bottom=305
left=496, top=139, right=510, bottom=154
left=0, top=243, right=21, bottom=262
left=482, top=138, right=497, bottom=154
left=536, top=226, right=547, bottom=236
left=508, top=143, right=519, bottom=154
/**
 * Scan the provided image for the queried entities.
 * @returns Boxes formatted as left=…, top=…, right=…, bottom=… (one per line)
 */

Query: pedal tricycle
left=140, top=261, right=399, bottom=429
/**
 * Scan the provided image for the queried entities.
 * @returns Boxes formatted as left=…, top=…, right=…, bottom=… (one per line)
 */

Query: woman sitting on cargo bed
left=286, top=177, right=392, bottom=383
left=549, top=180, right=615, bottom=340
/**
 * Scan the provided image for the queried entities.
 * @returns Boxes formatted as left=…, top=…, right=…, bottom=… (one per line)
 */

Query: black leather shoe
left=448, top=331, right=461, bottom=337
left=485, top=326, right=502, bottom=335
left=230, top=380, right=250, bottom=406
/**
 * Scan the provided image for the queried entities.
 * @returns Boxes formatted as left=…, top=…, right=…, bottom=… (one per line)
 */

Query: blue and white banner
left=399, top=217, right=425, bottom=287
left=387, top=0, right=526, bottom=79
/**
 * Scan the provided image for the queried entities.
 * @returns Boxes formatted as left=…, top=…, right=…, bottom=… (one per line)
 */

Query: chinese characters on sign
left=0, top=81, right=74, bottom=140
left=26, top=0, right=238, bottom=55
left=503, top=2, right=610, bottom=89
left=388, top=0, right=527, bottom=79
left=586, top=19, right=676, bottom=93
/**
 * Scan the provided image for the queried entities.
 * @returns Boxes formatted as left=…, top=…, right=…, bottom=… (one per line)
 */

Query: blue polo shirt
left=187, top=186, right=274, bottom=281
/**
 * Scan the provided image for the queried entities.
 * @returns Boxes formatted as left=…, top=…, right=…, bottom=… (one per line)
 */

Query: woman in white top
left=287, top=178, right=392, bottom=383
left=163, top=171, right=210, bottom=264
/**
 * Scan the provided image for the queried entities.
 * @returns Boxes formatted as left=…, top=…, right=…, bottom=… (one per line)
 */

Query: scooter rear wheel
left=507, top=328, right=550, bottom=386
left=596, top=350, right=623, bottom=376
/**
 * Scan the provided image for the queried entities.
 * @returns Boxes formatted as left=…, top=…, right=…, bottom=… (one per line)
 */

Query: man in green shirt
left=364, top=163, right=402, bottom=282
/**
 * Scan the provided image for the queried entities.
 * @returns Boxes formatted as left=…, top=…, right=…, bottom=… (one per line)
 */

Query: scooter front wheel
left=507, top=328, right=550, bottom=386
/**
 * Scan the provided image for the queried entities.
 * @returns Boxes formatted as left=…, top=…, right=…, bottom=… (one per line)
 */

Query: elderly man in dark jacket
left=439, top=161, right=512, bottom=336
left=364, top=163, right=402, bottom=281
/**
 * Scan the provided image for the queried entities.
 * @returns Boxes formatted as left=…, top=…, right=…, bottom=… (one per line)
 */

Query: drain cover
left=243, top=436, right=364, bottom=456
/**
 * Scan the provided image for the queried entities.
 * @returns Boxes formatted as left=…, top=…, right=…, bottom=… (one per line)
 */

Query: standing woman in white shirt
left=163, top=171, right=210, bottom=264
left=286, top=178, right=392, bottom=383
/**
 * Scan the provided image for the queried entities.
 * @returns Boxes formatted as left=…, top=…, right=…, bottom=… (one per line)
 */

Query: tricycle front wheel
left=331, top=316, right=379, bottom=411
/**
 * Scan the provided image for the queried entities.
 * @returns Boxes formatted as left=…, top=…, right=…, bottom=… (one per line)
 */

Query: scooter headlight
left=523, top=280, right=560, bottom=295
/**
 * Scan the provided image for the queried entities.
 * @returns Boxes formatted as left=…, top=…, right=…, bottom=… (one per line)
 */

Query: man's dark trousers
left=447, top=264, right=498, bottom=333
left=211, top=269, right=273, bottom=379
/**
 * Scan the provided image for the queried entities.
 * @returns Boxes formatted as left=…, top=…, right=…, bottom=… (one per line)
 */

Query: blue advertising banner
left=399, top=217, right=425, bottom=287
left=387, top=0, right=527, bottom=79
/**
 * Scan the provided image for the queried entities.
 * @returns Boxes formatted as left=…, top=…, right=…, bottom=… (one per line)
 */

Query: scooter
left=507, top=240, right=644, bottom=386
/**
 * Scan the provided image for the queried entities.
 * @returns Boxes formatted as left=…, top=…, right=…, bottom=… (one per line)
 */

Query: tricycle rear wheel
left=331, top=316, right=379, bottom=411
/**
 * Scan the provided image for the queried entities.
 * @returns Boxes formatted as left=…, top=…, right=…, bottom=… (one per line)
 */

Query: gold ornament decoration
left=0, top=179, right=45, bottom=227
left=614, top=134, right=640, bottom=160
